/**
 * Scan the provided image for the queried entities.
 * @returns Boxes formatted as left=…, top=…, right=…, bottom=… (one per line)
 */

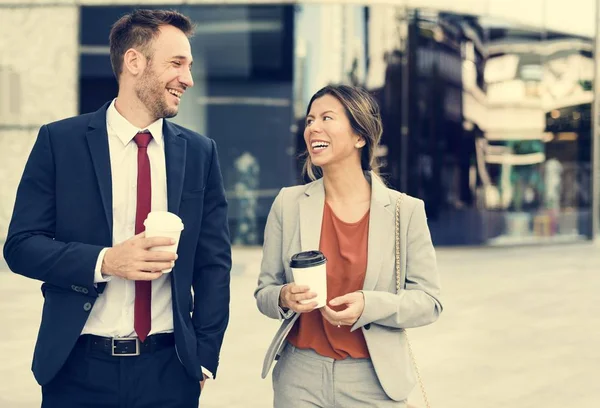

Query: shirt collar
left=106, top=99, right=164, bottom=147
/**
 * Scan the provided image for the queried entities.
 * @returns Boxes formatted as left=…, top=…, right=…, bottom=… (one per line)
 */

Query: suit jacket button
left=364, top=324, right=371, bottom=330
left=82, top=288, right=89, bottom=294
left=71, top=285, right=78, bottom=292
left=83, top=302, right=92, bottom=312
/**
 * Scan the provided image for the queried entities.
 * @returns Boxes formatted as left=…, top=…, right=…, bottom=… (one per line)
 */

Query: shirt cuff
left=278, top=306, right=295, bottom=320
left=93, top=248, right=112, bottom=284
left=201, top=366, right=214, bottom=380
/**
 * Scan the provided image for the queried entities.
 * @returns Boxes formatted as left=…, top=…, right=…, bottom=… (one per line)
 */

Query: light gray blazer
left=254, top=173, right=442, bottom=402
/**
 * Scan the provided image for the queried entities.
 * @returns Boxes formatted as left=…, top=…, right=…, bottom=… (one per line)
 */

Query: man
left=3, top=9, right=231, bottom=407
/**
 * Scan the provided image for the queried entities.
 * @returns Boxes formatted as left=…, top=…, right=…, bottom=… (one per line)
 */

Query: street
left=1, top=243, right=599, bottom=408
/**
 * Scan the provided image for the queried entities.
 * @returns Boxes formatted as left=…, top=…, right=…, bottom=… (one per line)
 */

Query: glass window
left=79, top=2, right=595, bottom=247
left=80, top=5, right=295, bottom=245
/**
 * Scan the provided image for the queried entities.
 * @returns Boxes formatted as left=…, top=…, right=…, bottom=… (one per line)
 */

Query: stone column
left=0, top=3, right=79, bottom=242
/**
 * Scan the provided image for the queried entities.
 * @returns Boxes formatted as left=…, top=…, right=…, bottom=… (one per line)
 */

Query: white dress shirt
left=83, top=99, right=172, bottom=337
left=82, top=100, right=212, bottom=378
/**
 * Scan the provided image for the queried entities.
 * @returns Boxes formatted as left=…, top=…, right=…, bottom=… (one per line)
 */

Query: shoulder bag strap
left=395, top=195, right=431, bottom=408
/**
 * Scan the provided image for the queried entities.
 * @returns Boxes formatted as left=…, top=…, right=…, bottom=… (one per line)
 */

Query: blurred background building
left=0, top=0, right=599, bottom=247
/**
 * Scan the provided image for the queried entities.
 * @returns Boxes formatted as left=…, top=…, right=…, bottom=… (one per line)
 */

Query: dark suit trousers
left=41, top=337, right=201, bottom=408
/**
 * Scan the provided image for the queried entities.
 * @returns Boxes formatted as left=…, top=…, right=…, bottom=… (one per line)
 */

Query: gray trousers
left=272, top=344, right=407, bottom=408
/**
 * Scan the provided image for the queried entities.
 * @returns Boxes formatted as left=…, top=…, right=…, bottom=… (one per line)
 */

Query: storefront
left=1, top=0, right=598, bottom=246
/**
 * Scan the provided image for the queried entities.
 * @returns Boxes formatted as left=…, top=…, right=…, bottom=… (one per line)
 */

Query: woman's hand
left=320, top=291, right=365, bottom=327
left=279, top=283, right=318, bottom=313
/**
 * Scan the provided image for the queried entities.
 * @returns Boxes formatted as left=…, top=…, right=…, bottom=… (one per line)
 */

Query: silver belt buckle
left=111, top=337, right=140, bottom=356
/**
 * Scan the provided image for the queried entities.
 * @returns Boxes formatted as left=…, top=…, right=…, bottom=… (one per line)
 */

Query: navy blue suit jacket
left=3, top=102, right=232, bottom=385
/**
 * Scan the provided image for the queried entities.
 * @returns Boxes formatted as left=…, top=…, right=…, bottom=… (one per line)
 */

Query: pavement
left=1, top=243, right=599, bottom=408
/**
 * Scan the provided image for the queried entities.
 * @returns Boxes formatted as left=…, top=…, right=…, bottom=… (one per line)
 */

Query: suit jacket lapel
left=363, top=175, right=395, bottom=291
left=85, top=102, right=113, bottom=238
left=163, top=121, right=186, bottom=216
left=163, top=121, right=185, bottom=293
left=299, top=179, right=325, bottom=251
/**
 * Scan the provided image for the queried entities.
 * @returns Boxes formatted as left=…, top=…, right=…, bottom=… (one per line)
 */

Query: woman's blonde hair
left=302, top=85, right=383, bottom=181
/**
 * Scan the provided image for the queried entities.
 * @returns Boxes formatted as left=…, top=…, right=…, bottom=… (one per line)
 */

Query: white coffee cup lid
left=144, top=211, right=184, bottom=231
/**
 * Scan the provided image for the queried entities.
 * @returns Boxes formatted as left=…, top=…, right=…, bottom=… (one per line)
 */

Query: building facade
left=1, top=0, right=598, bottom=247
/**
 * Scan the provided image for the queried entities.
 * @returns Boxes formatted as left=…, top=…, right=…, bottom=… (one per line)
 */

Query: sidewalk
left=1, top=243, right=599, bottom=407
left=0, top=246, right=7, bottom=271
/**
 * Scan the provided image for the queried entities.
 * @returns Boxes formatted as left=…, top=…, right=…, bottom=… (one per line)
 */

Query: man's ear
left=123, top=48, right=145, bottom=76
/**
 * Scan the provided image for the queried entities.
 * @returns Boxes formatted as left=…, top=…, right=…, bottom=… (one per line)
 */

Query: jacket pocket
left=182, top=188, right=205, bottom=201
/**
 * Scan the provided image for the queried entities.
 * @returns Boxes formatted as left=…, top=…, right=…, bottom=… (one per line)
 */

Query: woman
left=255, top=85, right=442, bottom=407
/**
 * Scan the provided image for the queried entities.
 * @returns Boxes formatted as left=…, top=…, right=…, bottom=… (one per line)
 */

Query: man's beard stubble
left=135, top=68, right=178, bottom=121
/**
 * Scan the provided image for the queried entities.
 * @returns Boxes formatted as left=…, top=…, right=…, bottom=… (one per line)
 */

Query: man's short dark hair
left=109, top=9, right=194, bottom=81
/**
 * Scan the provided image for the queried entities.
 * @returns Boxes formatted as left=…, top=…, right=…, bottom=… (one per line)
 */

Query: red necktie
left=134, top=131, right=152, bottom=342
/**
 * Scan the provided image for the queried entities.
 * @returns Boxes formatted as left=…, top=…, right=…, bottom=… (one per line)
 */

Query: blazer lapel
left=299, top=179, right=325, bottom=251
left=85, top=102, right=113, bottom=238
left=398, top=196, right=411, bottom=287
left=163, top=121, right=186, bottom=216
left=363, top=175, right=395, bottom=291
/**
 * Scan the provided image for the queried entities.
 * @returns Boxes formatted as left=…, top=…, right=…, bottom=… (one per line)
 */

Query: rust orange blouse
left=287, top=201, right=370, bottom=360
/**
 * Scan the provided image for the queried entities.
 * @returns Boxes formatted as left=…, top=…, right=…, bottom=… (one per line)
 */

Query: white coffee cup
left=143, top=211, right=184, bottom=273
left=290, top=250, right=327, bottom=308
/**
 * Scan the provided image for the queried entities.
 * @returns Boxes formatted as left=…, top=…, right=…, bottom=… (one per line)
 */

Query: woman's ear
left=355, top=138, right=366, bottom=149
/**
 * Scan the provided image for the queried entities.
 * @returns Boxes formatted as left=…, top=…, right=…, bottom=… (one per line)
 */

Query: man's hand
left=320, top=292, right=365, bottom=327
left=279, top=283, right=318, bottom=313
left=101, top=232, right=177, bottom=281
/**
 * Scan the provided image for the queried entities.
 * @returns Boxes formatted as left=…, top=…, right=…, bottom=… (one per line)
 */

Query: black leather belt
left=78, top=333, right=175, bottom=357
